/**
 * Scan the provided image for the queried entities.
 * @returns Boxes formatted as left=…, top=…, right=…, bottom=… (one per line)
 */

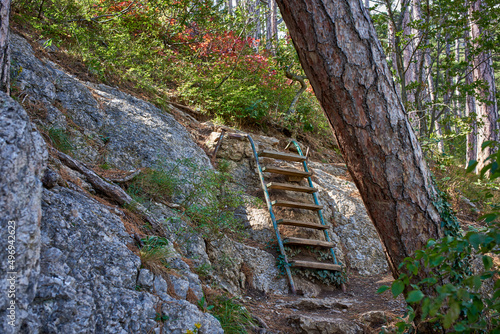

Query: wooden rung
left=292, top=260, right=341, bottom=271
left=272, top=200, right=322, bottom=211
left=262, top=167, right=312, bottom=178
left=284, top=237, right=334, bottom=248
left=277, top=219, right=328, bottom=230
left=259, top=150, right=306, bottom=162
left=267, top=182, right=317, bottom=193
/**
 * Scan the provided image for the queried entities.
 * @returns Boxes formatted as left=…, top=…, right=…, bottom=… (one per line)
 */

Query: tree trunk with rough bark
left=275, top=0, right=445, bottom=277
left=470, top=0, right=498, bottom=172
left=0, top=0, right=10, bottom=95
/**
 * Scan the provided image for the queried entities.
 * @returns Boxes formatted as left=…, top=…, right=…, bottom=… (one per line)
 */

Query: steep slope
left=1, top=32, right=402, bottom=334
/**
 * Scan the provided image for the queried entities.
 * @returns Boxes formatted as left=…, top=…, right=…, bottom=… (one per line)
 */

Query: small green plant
left=48, top=127, right=73, bottom=153
left=292, top=268, right=347, bottom=286
left=99, top=161, right=111, bottom=170
left=195, top=263, right=213, bottom=278
left=197, top=295, right=214, bottom=312
left=208, top=296, right=256, bottom=334
left=154, top=312, right=169, bottom=323
left=139, top=236, right=174, bottom=265
left=127, top=158, right=246, bottom=240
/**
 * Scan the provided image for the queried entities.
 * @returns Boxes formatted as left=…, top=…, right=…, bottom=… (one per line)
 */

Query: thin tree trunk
left=0, top=0, right=11, bottom=95
left=276, top=0, right=445, bottom=284
left=412, top=0, right=429, bottom=136
left=271, top=0, right=278, bottom=49
left=402, top=4, right=418, bottom=130
left=464, top=30, right=477, bottom=167
left=470, top=0, right=498, bottom=172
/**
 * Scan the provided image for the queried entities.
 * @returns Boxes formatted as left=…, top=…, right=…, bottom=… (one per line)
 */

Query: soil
left=240, top=272, right=406, bottom=333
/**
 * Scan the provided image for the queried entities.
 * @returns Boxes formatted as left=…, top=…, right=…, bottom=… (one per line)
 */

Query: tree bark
left=469, top=0, right=498, bottom=172
left=0, top=0, right=11, bottom=95
left=275, top=0, right=444, bottom=277
left=464, top=30, right=477, bottom=168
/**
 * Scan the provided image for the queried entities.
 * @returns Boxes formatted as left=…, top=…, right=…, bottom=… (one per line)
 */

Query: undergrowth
left=126, top=158, right=247, bottom=240
left=12, top=0, right=332, bottom=140
left=206, top=295, right=256, bottom=334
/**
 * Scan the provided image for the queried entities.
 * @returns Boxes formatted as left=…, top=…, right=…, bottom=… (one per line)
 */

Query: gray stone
left=0, top=92, right=47, bottom=334
left=169, top=275, right=190, bottom=300
left=207, top=237, right=288, bottom=295
left=289, top=314, right=363, bottom=334
left=294, top=277, right=322, bottom=298
left=161, top=300, right=223, bottom=334
left=153, top=275, right=170, bottom=302
left=359, top=310, right=391, bottom=327
left=41, top=167, right=61, bottom=189
left=138, top=269, right=154, bottom=290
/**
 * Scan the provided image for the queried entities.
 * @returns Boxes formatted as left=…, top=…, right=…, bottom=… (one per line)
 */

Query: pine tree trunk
left=470, top=0, right=498, bottom=172
left=0, top=0, right=10, bottom=95
left=275, top=0, right=444, bottom=278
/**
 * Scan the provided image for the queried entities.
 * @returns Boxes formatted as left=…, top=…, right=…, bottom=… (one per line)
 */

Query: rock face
left=23, top=187, right=223, bottom=334
left=0, top=92, right=47, bottom=334
left=207, top=237, right=288, bottom=295
left=11, top=33, right=210, bottom=171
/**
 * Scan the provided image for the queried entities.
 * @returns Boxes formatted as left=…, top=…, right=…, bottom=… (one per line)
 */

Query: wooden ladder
left=245, top=136, right=341, bottom=294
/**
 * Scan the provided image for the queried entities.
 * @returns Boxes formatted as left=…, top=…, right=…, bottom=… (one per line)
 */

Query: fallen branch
left=52, top=148, right=166, bottom=234
left=105, top=169, right=142, bottom=183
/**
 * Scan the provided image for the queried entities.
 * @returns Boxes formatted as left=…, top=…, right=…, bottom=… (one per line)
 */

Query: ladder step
left=292, top=260, right=341, bottom=271
left=259, top=150, right=306, bottom=162
left=272, top=200, right=322, bottom=211
left=262, top=167, right=312, bottom=178
left=277, top=219, right=328, bottom=230
left=284, top=237, right=334, bottom=248
left=267, top=182, right=317, bottom=193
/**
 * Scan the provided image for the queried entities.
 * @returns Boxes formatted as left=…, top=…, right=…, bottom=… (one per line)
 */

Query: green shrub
left=127, top=158, right=246, bottom=240
left=380, top=143, right=500, bottom=333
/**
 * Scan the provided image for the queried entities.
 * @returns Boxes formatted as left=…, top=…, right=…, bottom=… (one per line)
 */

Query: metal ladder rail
left=289, top=140, right=339, bottom=265
left=246, top=135, right=297, bottom=294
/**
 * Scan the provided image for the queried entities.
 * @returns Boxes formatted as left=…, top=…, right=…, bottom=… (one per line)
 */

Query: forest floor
left=240, top=273, right=406, bottom=333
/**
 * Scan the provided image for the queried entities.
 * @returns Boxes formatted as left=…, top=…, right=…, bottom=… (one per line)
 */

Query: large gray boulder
left=22, top=187, right=223, bottom=334
left=0, top=92, right=47, bottom=334
left=11, top=33, right=210, bottom=170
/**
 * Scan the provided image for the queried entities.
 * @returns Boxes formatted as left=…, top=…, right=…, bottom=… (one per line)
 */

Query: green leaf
left=406, top=290, right=424, bottom=303
left=473, top=276, right=482, bottom=290
left=468, top=233, right=483, bottom=249
left=466, top=160, right=478, bottom=173
left=377, top=285, right=390, bottom=294
left=421, top=297, right=431, bottom=319
left=482, top=140, right=495, bottom=150
left=479, top=213, right=499, bottom=223
left=391, top=280, right=405, bottom=298
left=443, top=301, right=460, bottom=329
left=430, top=255, right=445, bottom=267
left=483, top=255, right=493, bottom=270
